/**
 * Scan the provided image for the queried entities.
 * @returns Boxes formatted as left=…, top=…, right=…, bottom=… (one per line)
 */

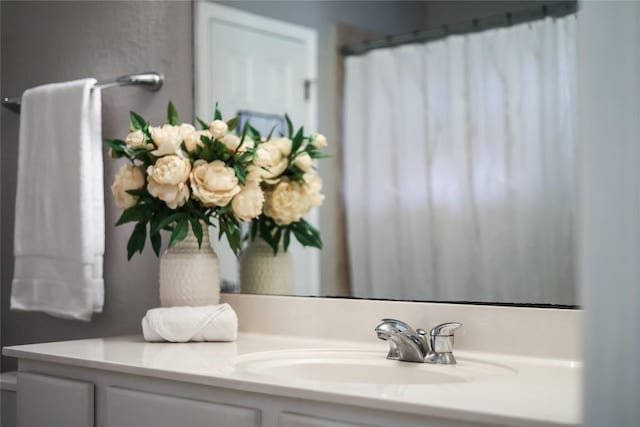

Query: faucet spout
left=375, top=319, right=428, bottom=363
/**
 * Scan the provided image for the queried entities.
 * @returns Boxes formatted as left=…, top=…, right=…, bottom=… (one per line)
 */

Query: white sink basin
left=235, top=349, right=515, bottom=385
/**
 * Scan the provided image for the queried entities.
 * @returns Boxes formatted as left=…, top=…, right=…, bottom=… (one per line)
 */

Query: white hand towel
left=141, top=304, right=238, bottom=343
left=11, top=78, right=105, bottom=321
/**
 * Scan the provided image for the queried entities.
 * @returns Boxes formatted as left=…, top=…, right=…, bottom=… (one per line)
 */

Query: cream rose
left=111, top=163, right=145, bottom=210
left=260, top=140, right=289, bottom=180
left=263, top=178, right=311, bottom=225
left=178, top=123, right=196, bottom=139
left=223, top=134, right=255, bottom=154
left=184, top=130, right=211, bottom=153
left=147, top=177, right=190, bottom=210
left=302, top=172, right=325, bottom=208
left=190, top=160, right=241, bottom=207
left=294, top=152, right=313, bottom=172
left=125, top=130, right=149, bottom=149
left=146, top=155, right=190, bottom=185
left=149, top=124, right=183, bottom=156
left=271, top=137, right=292, bottom=156
left=311, top=133, right=328, bottom=148
left=209, top=120, right=228, bottom=139
left=245, top=146, right=271, bottom=183
left=231, top=181, right=265, bottom=222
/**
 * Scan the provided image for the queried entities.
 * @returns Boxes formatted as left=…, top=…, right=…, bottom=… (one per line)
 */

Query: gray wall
left=578, top=2, right=640, bottom=425
left=1, top=1, right=193, bottom=371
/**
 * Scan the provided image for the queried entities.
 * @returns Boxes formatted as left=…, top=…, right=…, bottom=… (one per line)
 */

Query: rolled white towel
left=141, top=303, right=238, bottom=343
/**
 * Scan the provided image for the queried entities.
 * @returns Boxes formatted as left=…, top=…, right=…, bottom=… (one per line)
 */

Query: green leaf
left=105, top=139, right=126, bottom=158
left=246, top=124, right=261, bottom=142
left=266, top=125, right=277, bottom=141
left=237, top=120, right=251, bottom=153
left=285, top=113, right=294, bottom=138
left=234, top=164, right=247, bottom=186
left=116, top=205, right=149, bottom=226
left=196, top=117, right=209, bottom=130
left=167, top=101, right=179, bottom=126
left=127, top=222, right=147, bottom=260
left=169, top=218, right=189, bottom=248
left=258, top=221, right=278, bottom=254
left=308, top=150, right=331, bottom=159
left=298, top=218, right=322, bottom=249
left=190, top=218, right=203, bottom=248
left=126, top=147, right=154, bottom=160
left=225, top=223, right=242, bottom=255
left=129, top=111, right=147, bottom=131
left=250, top=220, right=259, bottom=241
left=283, top=228, right=291, bottom=252
left=214, top=102, right=222, bottom=120
left=152, top=212, right=186, bottom=234
left=291, top=226, right=312, bottom=247
left=290, top=220, right=322, bottom=249
left=106, top=138, right=126, bottom=150
left=227, top=117, right=239, bottom=132
left=125, top=189, right=149, bottom=198
left=150, top=232, right=161, bottom=256
left=291, top=126, right=305, bottom=154
left=218, top=217, right=226, bottom=240
left=273, top=227, right=282, bottom=255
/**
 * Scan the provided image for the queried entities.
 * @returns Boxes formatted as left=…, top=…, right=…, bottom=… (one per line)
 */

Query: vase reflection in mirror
left=159, top=223, right=220, bottom=307
left=239, top=239, right=293, bottom=295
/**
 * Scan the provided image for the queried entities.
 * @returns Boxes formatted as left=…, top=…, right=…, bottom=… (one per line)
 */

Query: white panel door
left=17, top=372, right=94, bottom=427
left=105, top=387, right=260, bottom=427
left=195, top=2, right=319, bottom=296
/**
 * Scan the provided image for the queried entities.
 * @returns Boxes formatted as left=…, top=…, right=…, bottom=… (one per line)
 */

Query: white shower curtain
left=343, top=16, right=576, bottom=304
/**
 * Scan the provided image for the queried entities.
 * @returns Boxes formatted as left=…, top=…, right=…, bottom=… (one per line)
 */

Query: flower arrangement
left=107, top=102, right=327, bottom=259
left=246, top=114, right=328, bottom=254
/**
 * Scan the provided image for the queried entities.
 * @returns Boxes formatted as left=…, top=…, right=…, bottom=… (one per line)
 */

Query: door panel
left=17, top=372, right=93, bottom=427
left=105, top=387, right=260, bottom=427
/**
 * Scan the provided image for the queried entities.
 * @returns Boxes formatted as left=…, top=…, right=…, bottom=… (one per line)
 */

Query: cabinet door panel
left=105, top=387, right=260, bottom=427
left=17, top=372, right=94, bottom=427
left=279, top=412, right=372, bottom=427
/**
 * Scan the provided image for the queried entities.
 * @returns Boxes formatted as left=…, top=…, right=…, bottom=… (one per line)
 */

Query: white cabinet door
left=279, top=412, right=372, bottom=427
left=17, top=372, right=93, bottom=427
left=105, top=387, right=260, bottom=427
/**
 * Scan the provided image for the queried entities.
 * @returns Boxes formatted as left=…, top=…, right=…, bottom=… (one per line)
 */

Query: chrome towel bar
left=2, top=71, right=163, bottom=113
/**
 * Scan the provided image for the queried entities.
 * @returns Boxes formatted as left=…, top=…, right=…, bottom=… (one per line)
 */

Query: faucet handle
left=425, top=322, right=462, bottom=365
left=430, top=322, right=462, bottom=337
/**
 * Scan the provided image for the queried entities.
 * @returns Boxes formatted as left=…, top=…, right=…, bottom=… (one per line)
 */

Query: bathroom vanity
left=3, top=295, right=582, bottom=427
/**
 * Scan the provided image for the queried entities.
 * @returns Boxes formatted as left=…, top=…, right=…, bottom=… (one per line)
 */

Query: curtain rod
left=340, top=1, right=577, bottom=56
left=1, top=72, right=164, bottom=113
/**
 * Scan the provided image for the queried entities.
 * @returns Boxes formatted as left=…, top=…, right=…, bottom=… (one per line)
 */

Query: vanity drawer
left=17, top=372, right=94, bottom=427
left=105, top=386, right=260, bottom=427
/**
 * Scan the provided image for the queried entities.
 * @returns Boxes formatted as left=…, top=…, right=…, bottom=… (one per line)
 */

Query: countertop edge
left=3, top=345, right=577, bottom=427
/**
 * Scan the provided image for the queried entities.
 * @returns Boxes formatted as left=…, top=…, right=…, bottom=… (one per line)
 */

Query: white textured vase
left=239, top=239, right=293, bottom=295
left=159, top=225, right=220, bottom=307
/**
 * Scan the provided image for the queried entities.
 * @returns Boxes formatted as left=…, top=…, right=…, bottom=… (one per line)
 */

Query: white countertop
left=3, top=333, right=581, bottom=427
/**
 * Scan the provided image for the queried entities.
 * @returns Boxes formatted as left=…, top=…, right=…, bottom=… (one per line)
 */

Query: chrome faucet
left=374, top=318, right=428, bottom=363
left=374, top=319, right=462, bottom=364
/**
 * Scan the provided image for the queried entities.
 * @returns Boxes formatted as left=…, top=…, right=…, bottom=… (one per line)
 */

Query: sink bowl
left=235, top=349, right=515, bottom=385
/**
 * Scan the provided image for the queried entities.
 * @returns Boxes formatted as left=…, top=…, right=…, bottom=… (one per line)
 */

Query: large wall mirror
left=194, top=0, right=578, bottom=307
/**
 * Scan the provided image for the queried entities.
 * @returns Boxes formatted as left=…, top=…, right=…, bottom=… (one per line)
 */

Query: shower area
left=338, top=2, right=578, bottom=305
